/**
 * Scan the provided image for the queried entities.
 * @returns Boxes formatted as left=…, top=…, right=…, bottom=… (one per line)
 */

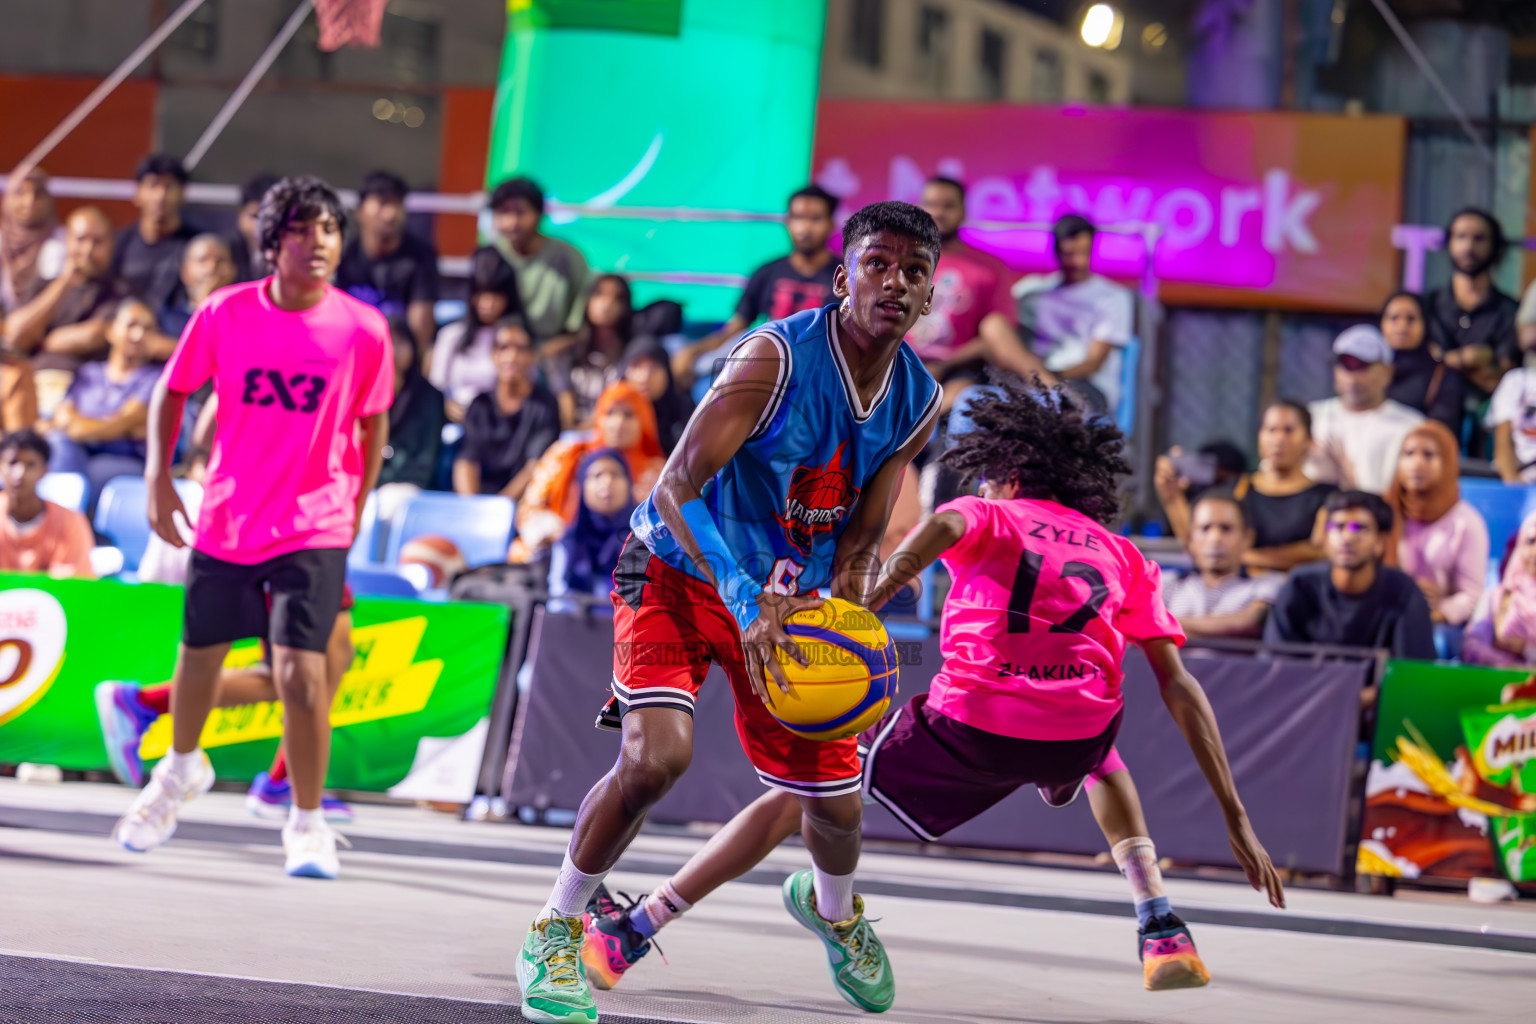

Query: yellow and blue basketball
left=763, top=597, right=898, bottom=742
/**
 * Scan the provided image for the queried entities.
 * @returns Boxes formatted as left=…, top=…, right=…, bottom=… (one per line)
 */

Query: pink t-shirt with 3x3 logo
left=927, top=495, right=1185, bottom=742
left=163, top=279, right=394, bottom=564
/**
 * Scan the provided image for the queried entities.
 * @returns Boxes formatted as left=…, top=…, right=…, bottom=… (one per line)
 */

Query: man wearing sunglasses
left=1304, top=325, right=1424, bottom=494
left=1263, top=490, right=1436, bottom=659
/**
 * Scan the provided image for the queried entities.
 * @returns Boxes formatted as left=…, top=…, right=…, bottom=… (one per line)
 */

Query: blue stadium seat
left=93, top=477, right=200, bottom=573
left=346, top=564, right=425, bottom=598
left=434, top=299, right=467, bottom=327
left=348, top=491, right=384, bottom=568
left=1458, top=478, right=1533, bottom=565
left=37, top=472, right=88, bottom=512
left=384, top=491, right=516, bottom=570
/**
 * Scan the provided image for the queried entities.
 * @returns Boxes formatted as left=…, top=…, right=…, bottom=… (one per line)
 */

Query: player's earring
left=841, top=296, right=852, bottom=312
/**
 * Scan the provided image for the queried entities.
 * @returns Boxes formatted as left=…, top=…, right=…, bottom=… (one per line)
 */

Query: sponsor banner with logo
left=1358, top=660, right=1536, bottom=883
left=812, top=101, right=1406, bottom=312
left=0, top=575, right=508, bottom=792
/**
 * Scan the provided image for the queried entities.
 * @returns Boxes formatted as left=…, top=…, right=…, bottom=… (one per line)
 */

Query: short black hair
left=1324, top=489, right=1393, bottom=534
left=106, top=295, right=153, bottom=324
left=789, top=184, right=838, bottom=217
left=0, top=429, right=50, bottom=466
left=240, top=172, right=279, bottom=208
left=490, top=176, right=545, bottom=215
left=840, top=200, right=941, bottom=267
left=941, top=377, right=1128, bottom=526
left=360, top=170, right=409, bottom=203
left=135, top=153, right=189, bottom=185
left=1264, top=398, right=1312, bottom=436
left=1053, top=214, right=1096, bottom=251
left=1191, top=490, right=1250, bottom=533
left=1445, top=207, right=1509, bottom=265
left=494, top=312, right=534, bottom=339
left=1379, top=289, right=1428, bottom=323
left=925, top=176, right=965, bottom=202
left=257, top=175, right=346, bottom=256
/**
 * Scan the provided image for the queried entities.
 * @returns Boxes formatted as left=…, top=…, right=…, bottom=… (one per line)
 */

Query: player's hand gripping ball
left=763, top=597, right=898, bottom=741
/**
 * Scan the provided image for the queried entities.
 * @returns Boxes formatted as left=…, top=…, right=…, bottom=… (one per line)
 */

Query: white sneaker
left=282, top=819, right=348, bottom=879
left=113, top=752, right=215, bottom=853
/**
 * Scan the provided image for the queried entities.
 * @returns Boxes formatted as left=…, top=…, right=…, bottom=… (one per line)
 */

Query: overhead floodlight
left=1081, top=4, right=1123, bottom=50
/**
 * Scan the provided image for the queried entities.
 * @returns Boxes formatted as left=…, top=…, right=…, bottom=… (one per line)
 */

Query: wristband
left=680, top=498, right=762, bottom=632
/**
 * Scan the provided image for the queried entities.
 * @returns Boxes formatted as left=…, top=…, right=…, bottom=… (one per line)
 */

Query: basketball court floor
left=2, top=778, right=1533, bottom=1024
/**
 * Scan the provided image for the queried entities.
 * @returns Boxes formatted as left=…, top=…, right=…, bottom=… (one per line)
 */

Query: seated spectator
left=1425, top=207, right=1519, bottom=399
left=0, top=429, right=94, bottom=577
left=157, top=233, right=237, bottom=341
left=1, top=168, right=65, bottom=312
left=453, top=315, right=561, bottom=498
left=512, top=381, right=664, bottom=563
left=1263, top=490, right=1436, bottom=658
left=228, top=171, right=277, bottom=281
left=3, top=206, right=128, bottom=417
left=1383, top=421, right=1487, bottom=626
left=1520, top=272, right=1536, bottom=356
left=46, top=297, right=158, bottom=503
left=1014, top=214, right=1134, bottom=415
left=623, top=335, right=693, bottom=455
left=429, top=246, right=521, bottom=422
left=490, top=176, right=590, bottom=342
left=1465, top=512, right=1536, bottom=667
left=334, top=170, right=439, bottom=354
left=1156, top=401, right=1334, bottom=571
left=1162, top=493, right=1282, bottom=638
left=546, top=273, right=632, bottom=429
left=549, top=448, right=635, bottom=598
left=112, top=153, right=197, bottom=318
left=1305, top=325, right=1423, bottom=494
left=137, top=446, right=206, bottom=585
left=1382, top=291, right=1461, bottom=435
left=1486, top=324, right=1536, bottom=484
left=376, top=315, right=444, bottom=490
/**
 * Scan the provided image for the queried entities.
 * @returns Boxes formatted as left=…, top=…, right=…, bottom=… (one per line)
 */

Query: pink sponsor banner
left=812, top=101, right=1406, bottom=312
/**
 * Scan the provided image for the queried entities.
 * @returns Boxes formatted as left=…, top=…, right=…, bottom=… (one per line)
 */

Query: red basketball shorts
left=609, top=534, right=862, bottom=797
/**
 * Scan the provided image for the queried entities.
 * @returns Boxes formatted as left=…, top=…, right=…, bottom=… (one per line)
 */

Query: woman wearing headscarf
left=549, top=448, right=636, bottom=598
left=1382, top=290, right=1462, bottom=436
left=1, top=168, right=65, bottom=312
left=1384, top=419, right=1488, bottom=625
left=1465, top=512, right=1536, bottom=667
left=622, top=334, right=693, bottom=455
left=511, top=381, right=663, bottom=563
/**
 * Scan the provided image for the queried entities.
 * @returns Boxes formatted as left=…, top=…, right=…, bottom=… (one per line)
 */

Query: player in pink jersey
left=581, top=377, right=1284, bottom=998
left=111, top=176, right=393, bottom=880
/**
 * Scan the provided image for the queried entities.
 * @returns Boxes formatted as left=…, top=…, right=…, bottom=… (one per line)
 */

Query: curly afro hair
left=941, top=378, right=1129, bottom=526
left=257, top=175, right=346, bottom=258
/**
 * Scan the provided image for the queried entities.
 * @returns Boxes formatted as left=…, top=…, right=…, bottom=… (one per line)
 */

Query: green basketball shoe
left=782, top=868, right=895, bottom=1013
left=517, top=914, right=598, bottom=1023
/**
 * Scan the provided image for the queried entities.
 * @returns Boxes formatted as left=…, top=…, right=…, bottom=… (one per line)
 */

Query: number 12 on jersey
left=1007, top=550, right=1108, bottom=634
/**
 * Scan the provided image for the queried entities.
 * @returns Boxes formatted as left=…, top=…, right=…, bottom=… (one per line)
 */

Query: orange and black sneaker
left=1138, top=913, right=1211, bottom=991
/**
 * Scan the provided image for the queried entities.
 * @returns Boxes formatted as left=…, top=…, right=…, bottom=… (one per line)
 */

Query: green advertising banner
left=1359, top=659, right=1536, bottom=883
left=0, top=574, right=508, bottom=792
left=509, top=0, right=682, bottom=36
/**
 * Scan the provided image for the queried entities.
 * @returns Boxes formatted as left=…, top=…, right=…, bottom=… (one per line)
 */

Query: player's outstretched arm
left=145, top=378, right=190, bottom=547
left=865, top=509, right=966, bottom=613
left=1142, top=636, right=1286, bottom=909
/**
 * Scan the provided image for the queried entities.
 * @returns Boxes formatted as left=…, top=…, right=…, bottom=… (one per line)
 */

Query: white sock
left=634, top=880, right=691, bottom=938
left=538, top=850, right=606, bottom=922
left=165, top=748, right=204, bottom=783
left=812, top=866, right=857, bottom=923
left=288, top=806, right=323, bottom=831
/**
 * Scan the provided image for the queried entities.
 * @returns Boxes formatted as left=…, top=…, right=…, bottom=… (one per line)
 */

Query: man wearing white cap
left=1304, top=325, right=1424, bottom=494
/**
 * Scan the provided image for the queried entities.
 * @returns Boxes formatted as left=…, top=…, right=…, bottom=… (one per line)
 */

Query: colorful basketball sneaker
left=1139, top=912, right=1211, bottom=990
left=94, top=682, right=158, bottom=787
left=245, top=771, right=355, bottom=824
left=782, top=868, right=895, bottom=1013
left=580, top=884, right=654, bottom=990
left=112, top=751, right=215, bottom=853
left=518, top=915, right=598, bottom=1024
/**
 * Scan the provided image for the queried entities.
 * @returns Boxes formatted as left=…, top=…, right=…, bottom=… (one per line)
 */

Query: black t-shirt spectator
left=1262, top=564, right=1436, bottom=659
left=460, top=386, right=561, bottom=494
left=1426, top=285, right=1521, bottom=386
left=112, top=223, right=196, bottom=311
left=735, top=256, right=837, bottom=324
left=1388, top=342, right=1464, bottom=436
left=25, top=274, right=130, bottom=374
left=334, top=233, right=440, bottom=318
left=1240, top=482, right=1336, bottom=550
left=379, top=373, right=446, bottom=489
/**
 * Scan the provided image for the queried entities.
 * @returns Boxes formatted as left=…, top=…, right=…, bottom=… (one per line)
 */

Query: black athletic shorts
left=183, top=548, right=349, bottom=654
left=858, top=693, right=1121, bottom=842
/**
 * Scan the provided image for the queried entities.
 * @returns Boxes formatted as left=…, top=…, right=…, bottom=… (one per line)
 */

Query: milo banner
left=1359, top=659, right=1536, bottom=883
left=0, top=574, right=508, bottom=794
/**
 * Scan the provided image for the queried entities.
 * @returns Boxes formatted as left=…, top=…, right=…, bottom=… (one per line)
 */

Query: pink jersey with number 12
left=926, top=495, right=1185, bottom=742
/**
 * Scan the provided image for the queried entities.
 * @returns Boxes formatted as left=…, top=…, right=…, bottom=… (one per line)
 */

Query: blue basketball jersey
left=631, top=303, right=941, bottom=595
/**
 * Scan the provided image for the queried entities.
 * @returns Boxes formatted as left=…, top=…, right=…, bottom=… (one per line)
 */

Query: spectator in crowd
left=453, top=314, right=560, bottom=499
left=1465, top=511, right=1536, bottom=667
left=1383, top=421, right=1488, bottom=628
left=1425, top=207, right=1519, bottom=398
left=1263, top=490, right=1436, bottom=658
left=1305, top=325, right=1423, bottom=494
left=1156, top=401, right=1334, bottom=571
left=112, top=153, right=197, bottom=313
left=1162, top=493, right=1282, bottom=638
left=430, top=246, right=522, bottom=423
left=1014, top=214, right=1135, bottom=415
left=622, top=335, right=693, bottom=455
left=0, top=429, right=94, bottom=577
left=376, top=315, right=444, bottom=491
left=1486, top=323, right=1536, bottom=484
left=511, top=381, right=663, bottom=563
left=490, top=176, right=590, bottom=342
left=3, top=206, right=128, bottom=416
left=549, top=448, right=635, bottom=598
left=228, top=172, right=278, bottom=281
left=334, top=170, right=440, bottom=356
left=1520, top=273, right=1536, bottom=355
left=671, top=185, right=840, bottom=390
left=1, top=168, right=65, bottom=312
left=157, top=234, right=237, bottom=341
left=546, top=273, right=632, bottom=428
left=1382, top=291, right=1462, bottom=436
left=46, top=297, right=158, bottom=503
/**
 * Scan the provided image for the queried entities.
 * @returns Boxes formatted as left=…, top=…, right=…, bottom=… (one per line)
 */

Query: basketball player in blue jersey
left=517, top=202, right=944, bottom=1024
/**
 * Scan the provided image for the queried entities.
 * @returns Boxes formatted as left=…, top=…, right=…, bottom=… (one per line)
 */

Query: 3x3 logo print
left=240, top=368, right=328, bottom=413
